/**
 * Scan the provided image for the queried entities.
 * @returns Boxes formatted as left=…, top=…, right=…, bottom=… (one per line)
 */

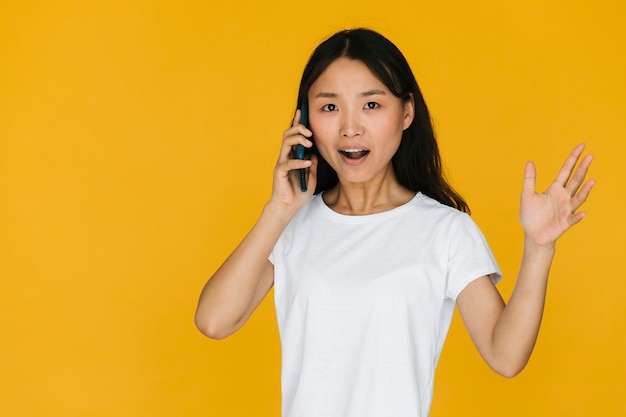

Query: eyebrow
left=360, top=89, right=387, bottom=97
left=313, top=89, right=387, bottom=99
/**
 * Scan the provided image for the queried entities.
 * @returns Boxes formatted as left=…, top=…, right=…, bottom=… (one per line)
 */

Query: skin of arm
left=195, top=111, right=317, bottom=339
left=456, top=144, right=595, bottom=377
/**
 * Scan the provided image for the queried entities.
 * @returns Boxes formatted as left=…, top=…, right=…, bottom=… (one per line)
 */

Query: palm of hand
left=520, top=144, right=595, bottom=248
left=274, top=177, right=305, bottom=207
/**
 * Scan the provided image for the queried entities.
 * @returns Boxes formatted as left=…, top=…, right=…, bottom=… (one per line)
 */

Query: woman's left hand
left=520, top=143, right=595, bottom=248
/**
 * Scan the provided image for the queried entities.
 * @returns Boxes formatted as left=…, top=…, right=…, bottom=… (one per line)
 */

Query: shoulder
left=410, top=193, right=469, bottom=222
left=406, top=193, right=488, bottom=242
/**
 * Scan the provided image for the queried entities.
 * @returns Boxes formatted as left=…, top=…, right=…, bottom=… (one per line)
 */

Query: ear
left=402, top=93, right=415, bottom=131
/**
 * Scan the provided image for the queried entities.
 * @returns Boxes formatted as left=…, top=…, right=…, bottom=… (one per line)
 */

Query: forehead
left=308, top=57, right=389, bottom=96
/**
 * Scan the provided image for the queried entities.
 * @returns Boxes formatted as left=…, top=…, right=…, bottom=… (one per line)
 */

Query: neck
left=322, top=170, right=415, bottom=215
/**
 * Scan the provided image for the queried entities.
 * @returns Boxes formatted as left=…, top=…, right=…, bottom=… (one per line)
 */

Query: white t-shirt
left=270, top=192, right=501, bottom=417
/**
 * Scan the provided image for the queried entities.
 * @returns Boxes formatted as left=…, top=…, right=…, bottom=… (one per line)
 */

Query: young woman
left=195, top=28, right=594, bottom=417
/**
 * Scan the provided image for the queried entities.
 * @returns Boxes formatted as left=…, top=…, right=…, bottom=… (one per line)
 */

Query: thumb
left=523, top=161, right=537, bottom=196
left=306, top=154, right=319, bottom=195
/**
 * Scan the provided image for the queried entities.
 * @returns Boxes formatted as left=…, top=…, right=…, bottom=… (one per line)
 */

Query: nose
left=340, top=107, right=363, bottom=138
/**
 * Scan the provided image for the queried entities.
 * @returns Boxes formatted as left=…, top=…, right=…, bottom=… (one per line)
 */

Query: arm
left=194, top=111, right=317, bottom=339
left=457, top=144, right=595, bottom=377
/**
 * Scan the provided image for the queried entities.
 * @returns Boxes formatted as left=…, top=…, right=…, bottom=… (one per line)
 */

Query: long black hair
left=296, top=28, right=469, bottom=213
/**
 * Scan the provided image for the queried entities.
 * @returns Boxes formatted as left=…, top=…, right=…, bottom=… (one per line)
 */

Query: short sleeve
left=444, top=213, right=502, bottom=301
left=268, top=248, right=275, bottom=265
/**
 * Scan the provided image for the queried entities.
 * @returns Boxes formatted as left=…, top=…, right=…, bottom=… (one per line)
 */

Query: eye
left=322, top=104, right=338, bottom=112
left=364, top=102, right=379, bottom=109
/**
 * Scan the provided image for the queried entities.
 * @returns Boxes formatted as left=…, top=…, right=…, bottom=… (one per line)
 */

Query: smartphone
left=296, top=102, right=309, bottom=192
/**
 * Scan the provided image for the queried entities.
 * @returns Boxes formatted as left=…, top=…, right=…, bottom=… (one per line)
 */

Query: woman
left=195, top=28, right=594, bottom=417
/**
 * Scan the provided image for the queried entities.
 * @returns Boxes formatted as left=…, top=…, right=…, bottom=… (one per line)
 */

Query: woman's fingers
left=276, top=158, right=313, bottom=176
left=293, top=108, right=301, bottom=127
left=278, top=133, right=312, bottom=163
left=565, top=153, right=594, bottom=196
left=570, top=176, right=596, bottom=212
left=522, top=161, right=537, bottom=196
left=270, top=110, right=316, bottom=202
left=554, top=143, right=585, bottom=187
left=550, top=144, right=595, bottom=208
left=278, top=121, right=313, bottom=163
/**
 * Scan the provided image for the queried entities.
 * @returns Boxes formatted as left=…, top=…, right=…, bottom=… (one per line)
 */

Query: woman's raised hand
left=520, top=144, right=595, bottom=248
left=269, top=109, right=318, bottom=212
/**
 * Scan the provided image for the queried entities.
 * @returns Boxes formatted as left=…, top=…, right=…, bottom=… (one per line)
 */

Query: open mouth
left=339, top=149, right=370, bottom=160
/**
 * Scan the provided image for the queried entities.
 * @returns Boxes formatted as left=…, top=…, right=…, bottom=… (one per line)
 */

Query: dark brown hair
left=296, top=28, right=469, bottom=213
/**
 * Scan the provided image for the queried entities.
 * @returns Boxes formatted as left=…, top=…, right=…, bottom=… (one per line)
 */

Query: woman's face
left=307, top=57, right=414, bottom=188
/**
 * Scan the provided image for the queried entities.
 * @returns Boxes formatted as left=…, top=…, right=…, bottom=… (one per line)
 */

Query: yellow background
left=1, top=1, right=624, bottom=416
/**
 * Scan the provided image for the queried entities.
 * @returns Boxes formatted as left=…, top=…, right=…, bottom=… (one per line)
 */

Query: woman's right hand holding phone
left=269, top=109, right=318, bottom=215
left=195, top=110, right=317, bottom=339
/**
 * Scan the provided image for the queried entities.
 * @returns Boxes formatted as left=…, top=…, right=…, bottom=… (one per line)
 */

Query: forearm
left=462, top=144, right=594, bottom=377
left=194, top=202, right=295, bottom=339
left=490, top=238, right=555, bottom=376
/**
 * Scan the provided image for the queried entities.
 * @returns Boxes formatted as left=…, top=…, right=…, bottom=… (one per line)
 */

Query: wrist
left=523, top=234, right=556, bottom=258
left=263, top=200, right=299, bottom=226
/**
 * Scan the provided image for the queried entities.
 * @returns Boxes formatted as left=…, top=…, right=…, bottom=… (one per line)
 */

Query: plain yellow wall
left=1, top=1, right=624, bottom=416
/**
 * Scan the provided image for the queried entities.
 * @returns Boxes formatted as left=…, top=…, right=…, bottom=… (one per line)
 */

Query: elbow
left=484, top=342, right=533, bottom=378
left=495, top=366, right=524, bottom=379
left=194, top=310, right=237, bottom=340
left=491, top=359, right=528, bottom=379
